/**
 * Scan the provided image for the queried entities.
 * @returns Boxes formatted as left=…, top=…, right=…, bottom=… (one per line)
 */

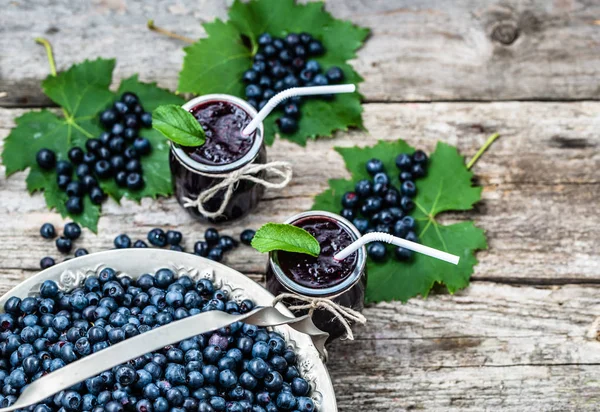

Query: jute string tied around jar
left=182, top=161, right=293, bottom=219
left=272, top=293, right=367, bottom=340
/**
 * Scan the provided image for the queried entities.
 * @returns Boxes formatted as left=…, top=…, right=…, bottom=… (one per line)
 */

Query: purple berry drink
left=267, top=211, right=367, bottom=342
left=169, top=94, right=266, bottom=223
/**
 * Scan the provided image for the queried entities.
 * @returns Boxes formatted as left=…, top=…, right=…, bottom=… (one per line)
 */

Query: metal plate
left=0, top=249, right=337, bottom=411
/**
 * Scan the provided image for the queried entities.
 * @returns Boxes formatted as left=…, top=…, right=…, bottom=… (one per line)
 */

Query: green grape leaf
left=312, top=140, right=488, bottom=303
left=152, top=105, right=206, bottom=147
left=178, top=0, right=369, bottom=146
left=2, top=62, right=184, bottom=231
left=252, top=223, right=321, bottom=256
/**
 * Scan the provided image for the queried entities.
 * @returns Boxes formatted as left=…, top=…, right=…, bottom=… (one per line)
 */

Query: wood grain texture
left=327, top=282, right=600, bottom=411
left=1, top=102, right=598, bottom=282
left=2, top=0, right=600, bottom=106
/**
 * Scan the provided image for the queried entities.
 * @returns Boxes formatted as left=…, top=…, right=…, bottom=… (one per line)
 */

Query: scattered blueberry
left=166, top=230, right=183, bottom=246
left=63, top=222, right=82, bottom=240
left=40, top=223, right=56, bottom=239
left=147, top=228, right=167, bottom=247
left=74, top=248, right=89, bottom=257
left=114, top=234, right=132, bottom=249
left=239, top=230, right=255, bottom=246
left=55, top=237, right=73, bottom=254
left=40, top=256, right=55, bottom=269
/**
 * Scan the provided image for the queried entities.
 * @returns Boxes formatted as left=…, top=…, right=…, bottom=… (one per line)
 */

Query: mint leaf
left=178, top=0, right=369, bottom=146
left=2, top=61, right=184, bottom=231
left=152, top=105, right=206, bottom=147
left=312, top=140, right=488, bottom=303
left=252, top=223, right=321, bottom=256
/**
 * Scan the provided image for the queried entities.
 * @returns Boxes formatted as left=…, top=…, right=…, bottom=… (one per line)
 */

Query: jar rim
left=268, top=210, right=367, bottom=297
left=170, top=94, right=264, bottom=174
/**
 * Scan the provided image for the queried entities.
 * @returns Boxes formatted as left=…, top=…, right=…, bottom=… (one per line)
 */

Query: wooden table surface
left=1, top=1, right=600, bottom=411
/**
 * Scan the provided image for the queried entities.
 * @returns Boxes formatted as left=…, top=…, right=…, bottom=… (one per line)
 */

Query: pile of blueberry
left=341, top=150, right=429, bottom=262
left=35, top=92, right=153, bottom=215
left=243, top=32, right=345, bottom=134
left=0, top=268, right=316, bottom=411
left=39, top=223, right=257, bottom=270
left=39, top=222, right=88, bottom=269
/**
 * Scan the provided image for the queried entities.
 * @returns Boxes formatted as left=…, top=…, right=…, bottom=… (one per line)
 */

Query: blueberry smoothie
left=267, top=212, right=367, bottom=342
left=170, top=95, right=266, bottom=222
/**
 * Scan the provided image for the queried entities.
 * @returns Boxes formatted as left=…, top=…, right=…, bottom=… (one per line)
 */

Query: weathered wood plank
left=1, top=102, right=598, bottom=282
left=327, top=282, right=600, bottom=411
left=2, top=0, right=600, bottom=106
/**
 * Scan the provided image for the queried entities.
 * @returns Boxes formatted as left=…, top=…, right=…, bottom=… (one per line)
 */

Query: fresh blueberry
left=412, top=149, right=428, bottom=165
left=40, top=280, right=59, bottom=298
left=366, top=159, right=384, bottom=176
left=194, top=241, right=209, bottom=257
left=263, top=371, right=284, bottom=391
left=277, top=117, right=298, bottom=134
left=283, top=102, right=300, bottom=118
left=218, top=236, right=236, bottom=251
left=394, top=247, right=413, bottom=261
left=352, top=217, right=370, bottom=234
left=166, top=230, right=182, bottom=245
left=109, top=137, right=126, bottom=154
left=36, top=149, right=56, bottom=170
left=56, top=160, right=73, bottom=176
left=243, top=69, right=259, bottom=84
left=207, top=247, right=224, bottom=262
left=245, top=84, right=262, bottom=99
left=239, top=230, right=255, bottom=246
left=65, top=181, right=85, bottom=197
left=401, top=180, right=417, bottom=197
left=133, top=240, right=148, bottom=248
left=75, top=163, right=91, bottom=180
left=90, top=187, right=106, bottom=205
left=307, top=40, right=325, bottom=56
left=68, top=147, right=85, bottom=164
left=340, top=208, right=355, bottom=220
left=204, top=228, right=219, bottom=245
left=100, top=109, right=119, bottom=128
left=395, top=153, right=412, bottom=171
left=148, top=228, right=167, bottom=247
left=412, top=163, right=427, bottom=178
left=63, top=222, right=81, bottom=240
left=55, top=237, right=73, bottom=254
left=115, top=171, right=128, bottom=187
left=140, top=113, right=153, bottom=128
left=114, top=234, right=132, bottom=249
left=355, top=179, right=372, bottom=197
left=57, top=174, right=72, bottom=190
left=367, top=242, right=387, bottom=261
left=40, top=223, right=56, bottom=239
left=126, top=173, right=144, bottom=190
left=133, top=138, right=151, bottom=155
left=399, top=171, right=413, bottom=182
left=81, top=174, right=99, bottom=191
left=247, top=358, right=269, bottom=379
left=296, top=396, right=315, bottom=412
left=361, top=196, right=382, bottom=216
left=94, top=160, right=112, bottom=179
left=400, top=196, right=415, bottom=212
left=405, top=231, right=419, bottom=243
left=326, top=66, right=345, bottom=83
left=383, top=188, right=400, bottom=206
left=65, top=197, right=83, bottom=214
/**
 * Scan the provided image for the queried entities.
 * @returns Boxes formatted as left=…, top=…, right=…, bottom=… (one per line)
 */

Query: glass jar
left=266, top=210, right=367, bottom=342
left=169, top=94, right=266, bottom=223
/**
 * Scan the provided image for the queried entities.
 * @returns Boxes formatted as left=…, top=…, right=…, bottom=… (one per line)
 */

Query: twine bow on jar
left=272, top=293, right=367, bottom=340
left=182, top=161, right=293, bottom=219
